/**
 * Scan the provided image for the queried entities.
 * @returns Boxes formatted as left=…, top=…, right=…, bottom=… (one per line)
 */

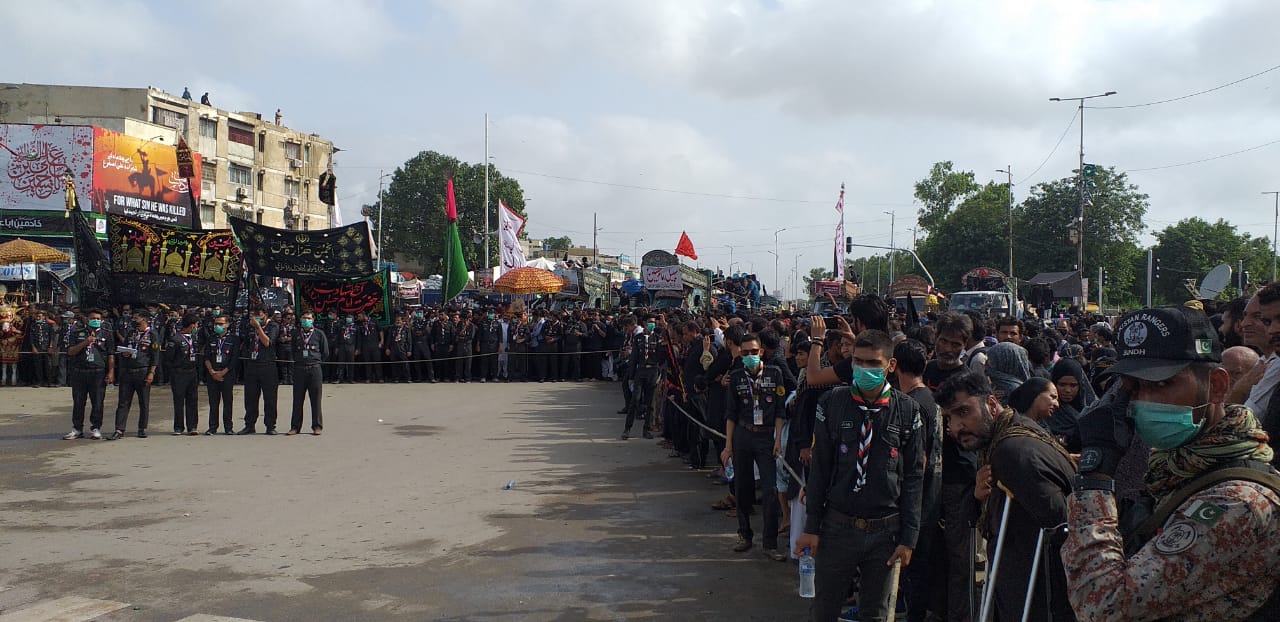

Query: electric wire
left=1017, top=109, right=1079, bottom=185
left=1087, top=62, right=1280, bottom=110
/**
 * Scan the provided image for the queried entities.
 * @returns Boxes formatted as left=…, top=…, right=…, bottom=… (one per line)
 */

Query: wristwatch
left=1073, top=474, right=1114, bottom=495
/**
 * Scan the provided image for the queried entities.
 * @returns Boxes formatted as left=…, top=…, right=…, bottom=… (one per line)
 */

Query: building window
left=152, top=107, right=188, bottom=134
left=258, top=132, right=265, bottom=152
left=199, top=117, right=217, bottom=139
left=285, top=178, right=300, bottom=199
left=202, top=162, right=217, bottom=183
left=228, top=124, right=254, bottom=146
left=228, top=164, right=251, bottom=187
left=285, top=141, right=301, bottom=161
left=303, top=144, right=310, bottom=163
left=200, top=204, right=215, bottom=227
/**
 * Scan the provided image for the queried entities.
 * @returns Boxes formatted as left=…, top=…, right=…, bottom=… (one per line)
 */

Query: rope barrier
left=664, top=395, right=806, bottom=490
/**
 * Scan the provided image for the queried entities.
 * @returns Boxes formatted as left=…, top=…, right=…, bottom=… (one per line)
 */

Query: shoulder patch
left=1183, top=500, right=1228, bottom=526
left=1153, top=521, right=1199, bottom=555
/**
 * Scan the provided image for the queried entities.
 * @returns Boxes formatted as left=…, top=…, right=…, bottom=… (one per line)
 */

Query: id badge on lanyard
left=184, top=336, right=196, bottom=362
left=215, top=339, right=225, bottom=365
left=86, top=342, right=95, bottom=363
left=751, top=378, right=764, bottom=425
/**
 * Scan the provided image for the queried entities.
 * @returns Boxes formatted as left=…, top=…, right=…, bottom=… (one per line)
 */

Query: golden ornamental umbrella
left=0, top=238, right=70, bottom=266
left=492, top=266, right=565, bottom=295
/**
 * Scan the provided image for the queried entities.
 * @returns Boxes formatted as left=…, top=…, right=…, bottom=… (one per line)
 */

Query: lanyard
left=300, top=329, right=314, bottom=349
left=216, top=337, right=226, bottom=355
left=180, top=333, right=194, bottom=352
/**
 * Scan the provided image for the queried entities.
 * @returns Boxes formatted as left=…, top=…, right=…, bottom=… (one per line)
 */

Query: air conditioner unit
left=289, top=158, right=302, bottom=169
left=235, top=187, right=249, bottom=200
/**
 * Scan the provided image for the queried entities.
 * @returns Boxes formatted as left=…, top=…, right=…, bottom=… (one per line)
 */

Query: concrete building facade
left=0, top=83, right=336, bottom=230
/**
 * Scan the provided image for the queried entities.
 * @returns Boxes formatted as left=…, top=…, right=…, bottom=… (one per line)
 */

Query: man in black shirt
left=203, top=313, right=237, bottom=434
left=166, top=314, right=202, bottom=435
left=289, top=311, right=329, bottom=435
left=26, top=309, right=55, bottom=387
left=623, top=316, right=662, bottom=440
left=239, top=307, right=280, bottom=434
left=111, top=310, right=160, bottom=439
left=894, top=338, right=945, bottom=622
left=560, top=311, right=584, bottom=382
left=476, top=311, right=502, bottom=382
left=721, top=332, right=790, bottom=560
left=796, top=329, right=924, bottom=622
left=355, top=311, right=383, bottom=383
left=62, top=310, right=115, bottom=440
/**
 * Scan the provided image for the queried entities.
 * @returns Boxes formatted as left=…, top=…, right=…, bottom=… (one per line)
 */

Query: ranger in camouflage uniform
left=1065, top=306, right=1280, bottom=621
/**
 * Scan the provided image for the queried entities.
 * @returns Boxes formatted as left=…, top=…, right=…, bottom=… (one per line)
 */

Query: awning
left=1026, top=271, right=1082, bottom=298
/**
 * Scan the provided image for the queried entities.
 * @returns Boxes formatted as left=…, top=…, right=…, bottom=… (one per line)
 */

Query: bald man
left=1223, top=345, right=1261, bottom=392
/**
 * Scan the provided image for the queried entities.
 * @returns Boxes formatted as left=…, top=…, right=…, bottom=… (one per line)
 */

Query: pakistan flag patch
left=1184, top=499, right=1227, bottom=526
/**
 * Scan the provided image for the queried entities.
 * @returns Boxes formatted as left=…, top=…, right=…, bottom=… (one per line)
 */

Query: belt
left=738, top=423, right=774, bottom=433
left=826, top=508, right=900, bottom=532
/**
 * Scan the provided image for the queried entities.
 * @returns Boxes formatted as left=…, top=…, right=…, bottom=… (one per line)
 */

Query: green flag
left=442, top=175, right=469, bottom=301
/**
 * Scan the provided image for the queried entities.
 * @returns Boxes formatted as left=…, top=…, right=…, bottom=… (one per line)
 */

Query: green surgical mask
left=852, top=366, right=886, bottom=392
left=88, top=319, right=102, bottom=329
left=741, top=354, right=761, bottom=369
left=301, top=319, right=314, bottom=329
left=1130, top=400, right=1208, bottom=450
left=213, top=325, right=227, bottom=335
left=212, top=310, right=221, bottom=317
left=645, top=322, right=656, bottom=332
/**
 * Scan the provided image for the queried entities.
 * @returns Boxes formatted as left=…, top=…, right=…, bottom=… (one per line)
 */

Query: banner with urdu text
left=107, top=215, right=241, bottom=306
left=230, top=216, right=374, bottom=280
left=295, top=270, right=392, bottom=323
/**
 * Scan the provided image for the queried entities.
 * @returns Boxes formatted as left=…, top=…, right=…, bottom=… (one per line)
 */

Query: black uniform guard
left=623, top=321, right=663, bottom=439
left=454, top=314, right=477, bottom=382
left=289, top=313, right=329, bottom=435
left=63, top=314, right=114, bottom=439
left=166, top=316, right=202, bottom=435
left=560, top=314, right=584, bottom=381
left=203, top=319, right=237, bottom=434
left=477, top=313, right=502, bottom=382
left=411, top=312, right=434, bottom=382
left=431, top=311, right=457, bottom=382
left=543, top=316, right=563, bottom=381
left=356, top=313, right=383, bottom=383
left=721, top=338, right=789, bottom=559
left=335, top=317, right=357, bottom=383
left=510, top=313, right=530, bottom=381
left=240, top=310, right=280, bottom=434
left=112, top=313, right=159, bottom=439
left=799, top=330, right=925, bottom=622
left=387, top=315, right=413, bottom=383
left=27, top=311, right=55, bottom=387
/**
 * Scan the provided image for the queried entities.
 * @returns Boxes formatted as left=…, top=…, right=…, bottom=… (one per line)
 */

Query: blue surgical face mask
left=1130, top=400, right=1208, bottom=450
left=741, top=354, right=762, bottom=369
left=88, top=319, right=102, bottom=329
left=852, top=366, right=886, bottom=392
left=645, top=322, right=656, bottom=332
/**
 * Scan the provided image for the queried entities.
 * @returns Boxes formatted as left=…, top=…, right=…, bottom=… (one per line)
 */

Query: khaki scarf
left=1145, top=404, right=1275, bottom=498
left=979, top=408, right=1073, bottom=532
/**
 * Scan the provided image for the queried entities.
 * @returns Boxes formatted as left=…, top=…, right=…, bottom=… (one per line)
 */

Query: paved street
left=0, top=381, right=807, bottom=621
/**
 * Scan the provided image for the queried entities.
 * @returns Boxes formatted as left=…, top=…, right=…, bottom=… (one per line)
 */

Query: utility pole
left=376, top=169, right=385, bottom=268
left=483, top=113, right=490, bottom=277
left=774, top=228, right=787, bottom=296
left=883, top=211, right=896, bottom=284
left=1050, top=90, right=1116, bottom=304
left=592, top=212, right=599, bottom=266
left=1145, top=248, right=1154, bottom=308
left=996, top=166, right=1016, bottom=303
left=1098, top=266, right=1105, bottom=313
left=1265, top=191, right=1280, bottom=283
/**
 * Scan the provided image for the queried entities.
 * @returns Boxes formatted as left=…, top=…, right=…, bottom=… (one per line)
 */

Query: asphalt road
left=0, top=380, right=809, bottom=621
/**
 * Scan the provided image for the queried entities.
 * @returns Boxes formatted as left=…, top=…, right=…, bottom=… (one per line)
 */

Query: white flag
left=498, top=200, right=527, bottom=276
left=835, top=219, right=845, bottom=280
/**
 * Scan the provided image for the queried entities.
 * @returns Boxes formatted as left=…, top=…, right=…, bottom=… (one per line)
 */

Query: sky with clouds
left=4, top=0, right=1279, bottom=294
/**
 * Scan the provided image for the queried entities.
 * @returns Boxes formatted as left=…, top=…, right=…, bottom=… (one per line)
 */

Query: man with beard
left=431, top=309, right=456, bottom=382
left=239, top=307, right=280, bottom=434
left=355, top=311, right=383, bottom=383
left=938, top=370, right=1075, bottom=622
left=410, top=309, right=434, bottom=383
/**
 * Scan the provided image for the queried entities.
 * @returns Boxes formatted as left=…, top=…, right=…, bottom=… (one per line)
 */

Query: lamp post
left=1265, top=191, right=1280, bottom=283
left=773, top=228, right=787, bottom=296
left=376, top=170, right=392, bottom=269
left=996, top=166, right=1016, bottom=302
left=725, top=244, right=735, bottom=274
left=883, top=211, right=895, bottom=284
left=1050, top=90, right=1116, bottom=303
left=633, top=238, right=644, bottom=266
left=767, top=250, right=779, bottom=298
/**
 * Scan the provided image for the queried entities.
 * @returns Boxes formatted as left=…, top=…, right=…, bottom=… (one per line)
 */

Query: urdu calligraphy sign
left=107, top=215, right=241, bottom=306
left=296, top=271, right=391, bottom=323
left=230, top=217, right=374, bottom=280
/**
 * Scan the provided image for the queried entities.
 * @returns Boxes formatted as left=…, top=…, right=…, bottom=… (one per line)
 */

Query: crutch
left=886, top=558, right=904, bottom=622
left=978, top=482, right=1015, bottom=622
left=969, top=522, right=979, bottom=622
left=1019, top=527, right=1049, bottom=622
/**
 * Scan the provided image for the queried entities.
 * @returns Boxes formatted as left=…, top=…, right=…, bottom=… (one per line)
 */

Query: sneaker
left=619, top=432, right=630, bottom=440
left=642, top=430, right=653, bottom=439
left=838, top=607, right=859, bottom=622
left=732, top=535, right=752, bottom=553
left=136, top=430, right=148, bottom=438
left=90, top=428, right=102, bottom=440
left=109, top=430, right=125, bottom=441
left=172, top=430, right=184, bottom=436
left=764, top=548, right=787, bottom=562
left=62, top=429, right=83, bottom=440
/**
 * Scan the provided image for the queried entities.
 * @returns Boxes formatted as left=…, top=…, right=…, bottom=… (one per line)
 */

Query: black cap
left=1107, top=306, right=1221, bottom=381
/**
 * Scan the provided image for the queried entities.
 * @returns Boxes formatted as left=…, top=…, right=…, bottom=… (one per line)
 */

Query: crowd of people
left=5, top=285, right=1280, bottom=620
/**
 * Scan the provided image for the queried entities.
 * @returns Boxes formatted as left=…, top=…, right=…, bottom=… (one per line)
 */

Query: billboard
left=0, top=124, right=94, bottom=212
left=91, top=127, right=201, bottom=228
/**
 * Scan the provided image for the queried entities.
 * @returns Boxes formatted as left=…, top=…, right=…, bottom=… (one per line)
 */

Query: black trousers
left=732, top=427, right=780, bottom=548
left=291, top=364, right=323, bottom=431
left=413, top=343, right=433, bottom=382
left=560, top=347, right=580, bottom=380
left=476, top=349, right=498, bottom=380
left=390, top=352, right=411, bottom=382
left=686, top=394, right=709, bottom=468
left=171, top=369, right=199, bottom=432
left=335, top=346, right=355, bottom=382
left=359, top=345, right=381, bottom=381
left=113, top=369, right=151, bottom=432
left=812, top=514, right=899, bottom=622
left=510, top=344, right=528, bottom=380
left=625, top=368, right=657, bottom=432
left=941, top=481, right=977, bottom=622
left=30, top=352, right=52, bottom=386
left=454, top=345, right=474, bottom=380
left=583, top=350, right=602, bottom=380
left=541, top=342, right=560, bottom=380
left=432, top=345, right=453, bottom=380
left=529, top=344, right=546, bottom=381
left=242, top=361, right=279, bottom=430
left=205, top=374, right=235, bottom=432
left=70, top=369, right=107, bottom=431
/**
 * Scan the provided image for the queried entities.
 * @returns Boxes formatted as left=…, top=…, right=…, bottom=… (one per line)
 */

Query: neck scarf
left=1145, top=404, right=1275, bottom=497
left=849, top=385, right=891, bottom=493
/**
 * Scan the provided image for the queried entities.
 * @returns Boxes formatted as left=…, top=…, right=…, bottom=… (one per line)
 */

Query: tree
left=914, top=161, right=980, bottom=234
left=802, top=267, right=833, bottom=291
left=376, top=151, right=527, bottom=275
left=543, top=236, right=573, bottom=251
left=1149, top=217, right=1272, bottom=304
left=916, top=181, right=1012, bottom=291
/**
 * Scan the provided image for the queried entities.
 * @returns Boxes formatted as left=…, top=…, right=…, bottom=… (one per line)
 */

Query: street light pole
left=883, top=211, right=895, bottom=284
left=1050, top=90, right=1116, bottom=303
left=996, top=166, right=1016, bottom=302
left=725, top=244, right=735, bottom=274
left=773, top=228, right=787, bottom=296
left=376, top=169, right=387, bottom=268
left=1265, top=191, right=1280, bottom=283
left=483, top=113, right=490, bottom=276
left=633, top=238, right=644, bottom=266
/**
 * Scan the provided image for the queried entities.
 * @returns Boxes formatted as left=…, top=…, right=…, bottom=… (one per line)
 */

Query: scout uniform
left=166, top=327, right=202, bottom=434
left=112, top=322, right=159, bottom=437
left=65, top=322, right=114, bottom=438
left=240, top=317, right=280, bottom=433
left=203, top=330, right=238, bottom=434
left=725, top=362, right=790, bottom=553
left=289, top=324, right=329, bottom=433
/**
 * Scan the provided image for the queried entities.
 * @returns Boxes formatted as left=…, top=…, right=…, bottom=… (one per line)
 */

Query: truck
left=889, top=275, right=941, bottom=317
left=551, top=264, right=613, bottom=311
left=810, top=279, right=859, bottom=317
left=950, top=266, right=1017, bottom=317
left=640, top=250, right=711, bottom=311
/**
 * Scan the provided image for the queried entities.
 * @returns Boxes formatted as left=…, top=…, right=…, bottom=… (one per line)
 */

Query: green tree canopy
left=914, top=161, right=980, bottom=234
left=543, top=236, right=573, bottom=251
left=1150, top=217, right=1272, bottom=303
left=916, top=181, right=1012, bottom=291
left=377, top=151, right=527, bottom=274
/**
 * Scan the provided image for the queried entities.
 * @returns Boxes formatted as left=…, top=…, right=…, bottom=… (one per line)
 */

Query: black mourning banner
left=72, top=207, right=113, bottom=309
left=296, top=271, right=390, bottom=323
left=230, top=217, right=373, bottom=280
left=107, top=215, right=241, bottom=307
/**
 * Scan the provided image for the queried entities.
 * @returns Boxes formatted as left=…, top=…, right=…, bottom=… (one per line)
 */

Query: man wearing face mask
left=166, top=314, right=202, bottom=435
left=410, top=309, right=434, bottom=383
left=721, top=333, right=790, bottom=561
left=203, top=314, right=237, bottom=434
left=622, top=316, right=662, bottom=440
left=239, top=307, right=280, bottom=434
left=62, top=310, right=115, bottom=440
left=476, top=311, right=502, bottom=382
left=111, top=310, right=160, bottom=440
left=1063, top=305, right=1280, bottom=621
left=288, top=311, right=329, bottom=435
left=795, top=329, right=924, bottom=622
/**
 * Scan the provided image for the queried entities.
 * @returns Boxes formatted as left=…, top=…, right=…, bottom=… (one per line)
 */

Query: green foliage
left=916, top=181, right=1012, bottom=292
left=543, top=236, right=573, bottom=251
left=377, top=151, right=527, bottom=274
left=914, top=161, right=980, bottom=234
left=1150, top=217, right=1272, bottom=304
left=802, top=267, right=833, bottom=290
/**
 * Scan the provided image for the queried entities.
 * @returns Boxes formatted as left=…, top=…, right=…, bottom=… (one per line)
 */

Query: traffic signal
left=1083, top=163, right=1099, bottom=178
left=845, top=236, right=852, bottom=253
left=1154, top=258, right=1161, bottom=280
left=1102, top=269, right=1110, bottom=285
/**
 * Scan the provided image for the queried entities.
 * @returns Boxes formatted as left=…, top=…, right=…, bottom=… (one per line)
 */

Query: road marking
left=0, top=596, right=129, bottom=622
left=172, top=616, right=265, bottom=622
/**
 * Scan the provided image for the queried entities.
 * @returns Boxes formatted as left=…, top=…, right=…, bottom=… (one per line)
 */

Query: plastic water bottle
left=724, top=461, right=734, bottom=483
left=798, top=548, right=815, bottom=598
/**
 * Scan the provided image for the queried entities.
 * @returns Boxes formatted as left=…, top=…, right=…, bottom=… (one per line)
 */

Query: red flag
left=445, top=174, right=459, bottom=222
left=835, top=182, right=845, bottom=213
left=675, top=231, right=698, bottom=260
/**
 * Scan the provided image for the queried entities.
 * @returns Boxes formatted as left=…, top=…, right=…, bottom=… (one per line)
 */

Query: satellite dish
left=1200, top=263, right=1232, bottom=300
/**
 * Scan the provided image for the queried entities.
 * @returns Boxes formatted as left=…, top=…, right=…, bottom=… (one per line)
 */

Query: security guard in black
left=65, top=313, right=115, bottom=436
left=721, top=334, right=789, bottom=556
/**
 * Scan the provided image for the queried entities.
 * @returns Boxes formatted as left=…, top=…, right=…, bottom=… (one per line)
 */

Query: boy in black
left=112, top=311, right=160, bottom=439
left=203, top=314, right=237, bottom=434
left=62, top=310, right=115, bottom=440
left=167, top=314, right=202, bottom=435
